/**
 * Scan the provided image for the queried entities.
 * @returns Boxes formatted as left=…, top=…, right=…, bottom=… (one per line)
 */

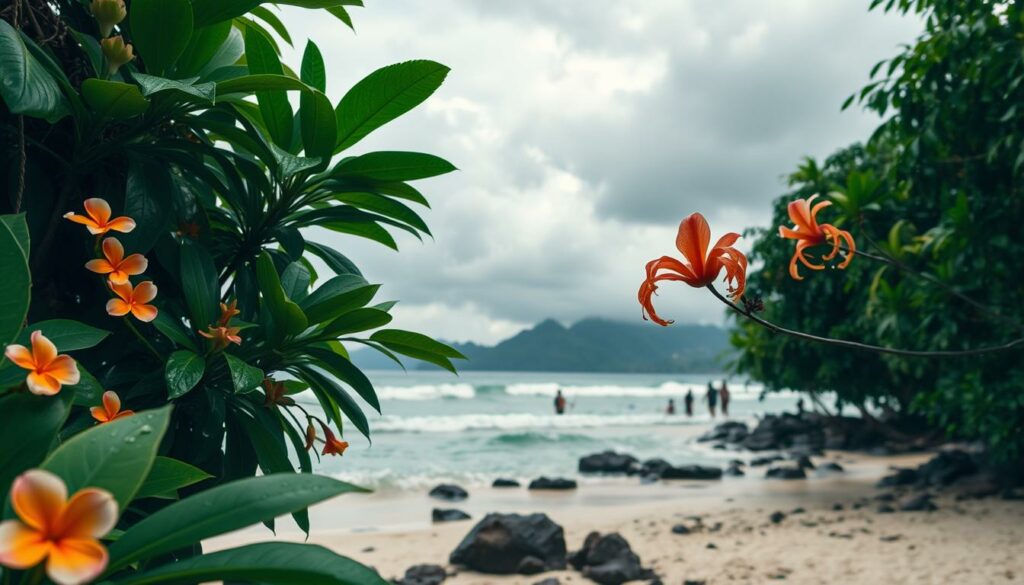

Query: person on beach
left=719, top=379, right=731, bottom=417
left=684, top=390, right=694, bottom=416
left=666, top=399, right=676, bottom=415
left=705, top=382, right=718, bottom=418
left=554, top=389, right=567, bottom=415
left=796, top=397, right=805, bottom=416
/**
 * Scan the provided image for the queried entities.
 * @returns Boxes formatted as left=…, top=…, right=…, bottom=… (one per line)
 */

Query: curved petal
left=101, top=391, right=120, bottom=418
left=710, top=232, right=740, bottom=251
left=107, top=270, right=130, bottom=286
left=83, top=199, right=112, bottom=224
left=786, top=199, right=816, bottom=233
left=130, top=304, right=158, bottom=323
left=101, top=238, right=124, bottom=265
left=112, top=410, right=134, bottom=420
left=675, top=213, right=711, bottom=277
left=0, top=520, right=50, bottom=569
left=4, top=344, right=36, bottom=370
left=105, top=217, right=136, bottom=234
left=30, top=331, right=58, bottom=370
left=108, top=282, right=133, bottom=302
left=837, top=229, right=855, bottom=269
left=795, top=241, right=825, bottom=271
left=45, top=356, right=79, bottom=386
left=56, top=489, right=117, bottom=539
left=819, top=224, right=842, bottom=261
left=645, top=256, right=697, bottom=281
left=11, top=470, right=67, bottom=533
left=788, top=252, right=804, bottom=281
left=810, top=198, right=832, bottom=220
left=90, top=406, right=109, bottom=423
left=118, top=254, right=148, bottom=276
left=106, top=299, right=131, bottom=317
left=133, top=282, right=157, bottom=304
left=26, top=373, right=62, bottom=396
left=84, top=259, right=114, bottom=275
left=46, top=537, right=108, bottom=585
left=778, top=225, right=804, bottom=240
left=62, top=213, right=100, bottom=230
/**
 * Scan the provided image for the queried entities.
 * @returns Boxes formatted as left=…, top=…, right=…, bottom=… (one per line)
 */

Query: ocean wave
left=373, top=412, right=723, bottom=433
left=375, top=383, right=476, bottom=400
left=486, top=431, right=596, bottom=446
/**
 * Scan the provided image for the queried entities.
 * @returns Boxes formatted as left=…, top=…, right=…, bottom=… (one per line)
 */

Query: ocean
left=302, top=371, right=806, bottom=491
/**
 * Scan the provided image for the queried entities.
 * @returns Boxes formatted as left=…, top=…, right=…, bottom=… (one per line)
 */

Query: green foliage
left=734, top=1, right=1024, bottom=460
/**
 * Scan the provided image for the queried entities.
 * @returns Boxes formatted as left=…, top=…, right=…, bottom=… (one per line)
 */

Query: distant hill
left=351, top=317, right=733, bottom=373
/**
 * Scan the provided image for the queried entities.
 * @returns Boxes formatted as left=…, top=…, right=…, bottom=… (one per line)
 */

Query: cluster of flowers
left=639, top=196, right=855, bottom=325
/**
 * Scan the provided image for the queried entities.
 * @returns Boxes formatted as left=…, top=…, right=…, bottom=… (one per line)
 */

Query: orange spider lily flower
left=4, top=331, right=80, bottom=396
left=63, top=198, right=135, bottom=236
left=106, top=281, right=158, bottom=322
left=199, top=326, right=241, bottom=351
left=217, top=301, right=240, bottom=327
left=319, top=424, right=349, bottom=457
left=304, top=423, right=317, bottom=452
left=638, top=213, right=748, bottom=326
left=90, top=391, right=134, bottom=424
left=0, top=469, right=118, bottom=585
left=778, top=195, right=856, bottom=280
left=262, top=378, right=294, bottom=407
left=85, top=238, right=148, bottom=285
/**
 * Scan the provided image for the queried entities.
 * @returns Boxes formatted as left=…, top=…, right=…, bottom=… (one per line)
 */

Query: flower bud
left=304, top=423, right=317, bottom=451
left=91, top=0, right=126, bottom=38
left=101, top=35, right=134, bottom=76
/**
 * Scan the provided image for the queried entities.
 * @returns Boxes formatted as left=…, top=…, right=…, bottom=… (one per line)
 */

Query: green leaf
left=281, top=261, right=311, bottom=299
left=306, top=241, right=362, bottom=276
left=322, top=307, right=392, bottom=338
left=131, top=0, right=194, bottom=76
left=301, top=89, right=337, bottom=159
left=190, top=0, right=261, bottom=27
left=305, top=346, right=380, bottom=413
left=244, top=27, right=293, bottom=147
left=120, top=158, right=174, bottom=254
left=135, top=456, right=212, bottom=500
left=335, top=192, right=430, bottom=234
left=256, top=251, right=309, bottom=336
left=0, top=391, right=73, bottom=504
left=300, top=41, right=326, bottom=92
left=68, top=364, right=104, bottom=406
left=41, top=406, right=171, bottom=508
left=0, top=214, right=30, bottom=345
left=10, top=319, right=109, bottom=353
left=224, top=353, right=264, bottom=393
left=179, top=239, right=219, bottom=329
left=151, top=312, right=198, bottom=352
left=215, top=73, right=311, bottom=96
left=332, top=151, right=456, bottom=182
left=370, top=329, right=465, bottom=358
left=326, top=6, right=354, bottom=31
left=334, top=60, right=449, bottom=152
left=81, top=79, right=151, bottom=120
left=107, top=542, right=386, bottom=585
left=251, top=6, right=293, bottom=46
left=106, top=474, right=368, bottom=572
left=299, top=274, right=378, bottom=324
left=0, top=20, right=68, bottom=122
left=175, top=20, right=233, bottom=78
left=299, top=367, right=370, bottom=439
left=132, top=73, right=216, bottom=104
left=165, top=350, right=206, bottom=399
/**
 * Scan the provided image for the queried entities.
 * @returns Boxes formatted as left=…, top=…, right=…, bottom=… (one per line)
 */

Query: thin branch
left=708, top=284, right=1024, bottom=358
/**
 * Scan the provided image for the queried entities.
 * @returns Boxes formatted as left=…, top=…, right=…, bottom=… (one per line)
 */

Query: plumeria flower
left=319, top=423, right=349, bottom=457
left=85, top=237, right=147, bottom=285
left=0, top=470, right=118, bottom=585
left=262, top=378, right=294, bottom=407
left=4, top=331, right=80, bottom=396
left=639, top=212, right=748, bottom=326
left=90, top=391, right=134, bottom=424
left=217, top=301, right=240, bottom=327
left=90, top=0, right=126, bottom=37
left=778, top=195, right=856, bottom=280
left=63, top=198, right=135, bottom=236
left=107, top=281, right=158, bottom=322
left=199, top=325, right=241, bottom=351
left=100, top=36, right=134, bottom=76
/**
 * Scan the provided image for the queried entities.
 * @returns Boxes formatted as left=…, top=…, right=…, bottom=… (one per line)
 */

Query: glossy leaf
left=0, top=20, right=68, bottom=122
left=175, top=20, right=233, bottom=77
left=305, top=346, right=380, bottom=412
left=0, top=391, right=74, bottom=504
left=299, top=366, right=369, bottom=439
left=215, top=73, right=311, bottom=96
left=332, top=151, right=456, bottom=182
left=306, top=241, right=363, bottom=276
left=131, top=0, right=195, bottom=76
left=165, top=350, right=206, bottom=399
left=224, top=353, right=264, bottom=394
left=135, top=456, right=212, bottom=500
left=300, top=274, right=378, bottom=324
left=0, top=214, right=30, bottom=345
left=256, top=251, right=309, bottom=335
left=132, top=73, right=216, bottom=105
left=120, top=159, right=175, bottom=254
left=81, top=79, right=151, bottom=120
left=301, top=89, right=337, bottom=159
left=179, top=239, right=219, bottom=330
left=10, top=319, right=109, bottom=353
left=244, top=27, right=293, bottom=147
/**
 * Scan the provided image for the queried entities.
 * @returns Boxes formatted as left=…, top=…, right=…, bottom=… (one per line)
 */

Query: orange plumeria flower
left=0, top=469, right=118, bottom=585
left=4, top=331, right=80, bottom=396
left=217, top=300, right=240, bottom=327
left=319, top=423, right=349, bottom=457
left=199, top=326, right=241, bottom=351
left=107, top=281, right=158, bottom=322
left=639, top=212, right=747, bottom=326
left=304, top=423, right=317, bottom=452
left=262, top=378, right=294, bottom=407
left=778, top=195, right=856, bottom=280
left=90, top=390, right=134, bottom=424
left=63, top=198, right=136, bottom=236
left=85, top=237, right=148, bottom=285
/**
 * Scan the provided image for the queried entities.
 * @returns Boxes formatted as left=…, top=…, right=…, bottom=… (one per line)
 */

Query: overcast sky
left=282, top=1, right=920, bottom=345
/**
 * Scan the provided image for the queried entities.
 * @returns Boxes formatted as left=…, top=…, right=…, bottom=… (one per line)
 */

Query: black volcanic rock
left=529, top=477, right=578, bottom=490
left=571, top=532, right=653, bottom=585
left=395, top=564, right=447, bottom=585
left=765, top=465, right=807, bottom=480
left=493, top=478, right=521, bottom=488
left=579, top=451, right=639, bottom=474
left=432, top=508, right=471, bottom=523
left=429, top=484, right=468, bottom=501
left=660, top=464, right=723, bottom=480
left=449, top=513, right=567, bottom=574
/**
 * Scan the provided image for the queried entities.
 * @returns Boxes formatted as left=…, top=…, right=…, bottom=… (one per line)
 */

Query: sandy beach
left=208, top=450, right=1024, bottom=584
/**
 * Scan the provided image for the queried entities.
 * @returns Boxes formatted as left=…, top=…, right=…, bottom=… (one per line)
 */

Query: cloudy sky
left=282, top=1, right=920, bottom=345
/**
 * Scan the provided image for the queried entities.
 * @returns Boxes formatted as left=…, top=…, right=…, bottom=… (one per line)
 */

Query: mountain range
left=351, top=317, right=733, bottom=373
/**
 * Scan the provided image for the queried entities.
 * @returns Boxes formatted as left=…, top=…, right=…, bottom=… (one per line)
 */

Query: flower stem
left=124, top=318, right=163, bottom=361
left=708, top=284, right=1024, bottom=358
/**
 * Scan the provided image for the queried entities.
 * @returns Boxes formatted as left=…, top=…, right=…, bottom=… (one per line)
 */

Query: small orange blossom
left=85, top=237, right=147, bottom=285
left=106, top=281, right=158, bottom=322
left=4, top=331, right=80, bottom=396
left=63, top=198, right=135, bottom=236
left=778, top=195, right=856, bottom=280
left=90, top=391, right=133, bottom=424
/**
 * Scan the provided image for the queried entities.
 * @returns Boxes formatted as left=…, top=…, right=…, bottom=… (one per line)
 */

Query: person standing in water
left=684, top=389, right=695, bottom=416
left=554, top=389, right=567, bottom=415
left=666, top=399, right=676, bottom=415
left=705, top=382, right=719, bottom=418
left=719, top=379, right=731, bottom=417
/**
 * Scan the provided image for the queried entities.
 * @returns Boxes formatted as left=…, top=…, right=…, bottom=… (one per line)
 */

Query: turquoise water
left=301, top=371, right=804, bottom=490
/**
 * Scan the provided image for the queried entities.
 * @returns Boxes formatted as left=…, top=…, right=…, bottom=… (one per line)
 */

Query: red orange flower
left=639, top=213, right=748, bottom=326
left=217, top=301, right=240, bottom=327
left=262, top=378, right=294, bottom=407
left=107, top=281, right=158, bottom=322
left=63, top=198, right=135, bottom=236
left=85, top=237, right=147, bottom=285
left=90, top=391, right=133, bottom=424
left=4, top=331, right=80, bottom=396
left=0, top=470, right=118, bottom=585
left=319, top=423, right=349, bottom=457
left=778, top=195, right=856, bottom=280
left=199, top=326, right=241, bottom=351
